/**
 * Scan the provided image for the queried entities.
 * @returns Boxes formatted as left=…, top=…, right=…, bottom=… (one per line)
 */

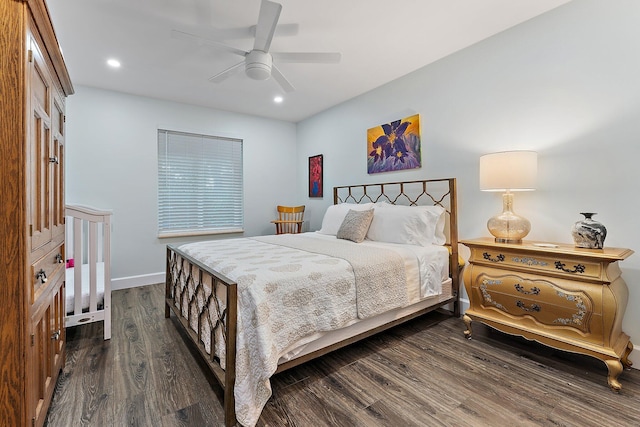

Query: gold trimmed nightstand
left=461, top=237, right=634, bottom=391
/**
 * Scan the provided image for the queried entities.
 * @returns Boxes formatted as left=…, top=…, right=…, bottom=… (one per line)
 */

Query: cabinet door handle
left=516, top=300, right=541, bottom=312
left=51, top=330, right=61, bottom=341
left=49, top=156, right=59, bottom=164
left=483, top=252, right=505, bottom=263
left=35, top=269, right=47, bottom=284
left=554, top=261, right=585, bottom=274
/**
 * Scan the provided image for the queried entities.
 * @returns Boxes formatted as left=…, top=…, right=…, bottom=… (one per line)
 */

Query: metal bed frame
left=165, top=178, right=460, bottom=426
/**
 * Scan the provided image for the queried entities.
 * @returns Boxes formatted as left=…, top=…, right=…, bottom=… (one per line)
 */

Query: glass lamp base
left=487, top=193, right=531, bottom=244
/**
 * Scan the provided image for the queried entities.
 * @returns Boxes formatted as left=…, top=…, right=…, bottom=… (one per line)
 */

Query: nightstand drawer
left=476, top=248, right=602, bottom=281
left=472, top=268, right=601, bottom=314
left=473, top=271, right=597, bottom=334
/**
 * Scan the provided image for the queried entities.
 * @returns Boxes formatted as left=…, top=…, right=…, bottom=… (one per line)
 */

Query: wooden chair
left=271, top=205, right=305, bottom=234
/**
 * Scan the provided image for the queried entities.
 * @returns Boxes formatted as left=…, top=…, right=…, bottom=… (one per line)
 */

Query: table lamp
left=479, top=150, right=537, bottom=243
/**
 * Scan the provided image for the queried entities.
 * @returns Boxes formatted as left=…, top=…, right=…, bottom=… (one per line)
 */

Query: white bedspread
left=253, top=234, right=407, bottom=319
left=178, top=233, right=447, bottom=427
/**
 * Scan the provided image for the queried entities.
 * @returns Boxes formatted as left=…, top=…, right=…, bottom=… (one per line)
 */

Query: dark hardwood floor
left=46, top=284, right=640, bottom=427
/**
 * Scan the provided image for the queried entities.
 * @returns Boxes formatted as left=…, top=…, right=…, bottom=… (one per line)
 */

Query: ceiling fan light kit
left=172, top=0, right=341, bottom=93
left=245, top=51, right=272, bottom=80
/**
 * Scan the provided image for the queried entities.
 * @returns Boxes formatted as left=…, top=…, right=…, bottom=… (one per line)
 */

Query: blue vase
left=571, top=213, right=607, bottom=249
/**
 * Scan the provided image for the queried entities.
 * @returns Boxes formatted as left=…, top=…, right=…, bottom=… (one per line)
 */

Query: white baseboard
left=112, top=272, right=165, bottom=291
left=460, top=297, right=470, bottom=313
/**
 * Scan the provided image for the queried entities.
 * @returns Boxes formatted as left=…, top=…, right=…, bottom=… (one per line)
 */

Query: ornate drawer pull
left=51, top=330, right=61, bottom=341
left=514, top=283, right=540, bottom=295
left=516, top=300, right=541, bottom=312
left=512, top=256, right=548, bottom=267
left=35, top=269, right=47, bottom=284
left=554, top=261, right=585, bottom=274
left=483, top=252, right=505, bottom=263
left=55, top=253, right=63, bottom=263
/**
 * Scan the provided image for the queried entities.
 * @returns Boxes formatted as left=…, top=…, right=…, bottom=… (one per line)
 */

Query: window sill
left=158, top=228, right=244, bottom=239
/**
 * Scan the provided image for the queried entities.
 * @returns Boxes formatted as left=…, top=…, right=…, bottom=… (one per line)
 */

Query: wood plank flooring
left=45, top=284, right=640, bottom=426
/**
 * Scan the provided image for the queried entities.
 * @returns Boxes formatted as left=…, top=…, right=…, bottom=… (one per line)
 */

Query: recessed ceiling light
left=107, top=59, right=121, bottom=68
left=274, top=96, right=283, bottom=103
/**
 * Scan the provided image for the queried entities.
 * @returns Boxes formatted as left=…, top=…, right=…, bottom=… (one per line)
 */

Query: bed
left=165, top=178, right=460, bottom=427
left=65, top=204, right=112, bottom=340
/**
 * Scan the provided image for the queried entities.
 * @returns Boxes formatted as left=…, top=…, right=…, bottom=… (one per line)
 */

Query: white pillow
left=317, top=203, right=374, bottom=235
left=433, top=207, right=446, bottom=245
left=367, top=204, right=446, bottom=246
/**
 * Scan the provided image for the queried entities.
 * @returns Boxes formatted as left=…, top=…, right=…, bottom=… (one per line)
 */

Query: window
left=157, top=129, right=243, bottom=237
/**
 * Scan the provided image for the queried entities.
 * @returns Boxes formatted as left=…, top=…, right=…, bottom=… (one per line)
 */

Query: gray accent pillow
left=337, top=209, right=374, bottom=243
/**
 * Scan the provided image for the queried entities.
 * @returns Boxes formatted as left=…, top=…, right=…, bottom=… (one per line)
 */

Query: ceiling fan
left=172, top=0, right=341, bottom=93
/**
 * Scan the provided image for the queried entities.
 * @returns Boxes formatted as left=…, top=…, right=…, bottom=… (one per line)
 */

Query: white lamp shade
left=479, top=151, right=537, bottom=192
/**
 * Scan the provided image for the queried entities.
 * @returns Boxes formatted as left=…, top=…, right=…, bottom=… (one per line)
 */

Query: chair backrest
left=275, top=205, right=305, bottom=234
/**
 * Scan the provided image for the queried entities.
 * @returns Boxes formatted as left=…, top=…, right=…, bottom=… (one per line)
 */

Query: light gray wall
left=297, top=0, right=640, bottom=367
left=65, top=86, right=298, bottom=283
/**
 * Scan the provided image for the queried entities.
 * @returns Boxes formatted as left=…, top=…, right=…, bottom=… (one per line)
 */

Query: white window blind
left=158, top=129, right=243, bottom=237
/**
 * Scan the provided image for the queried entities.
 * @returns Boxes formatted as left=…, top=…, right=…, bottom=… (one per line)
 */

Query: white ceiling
left=47, top=0, right=571, bottom=123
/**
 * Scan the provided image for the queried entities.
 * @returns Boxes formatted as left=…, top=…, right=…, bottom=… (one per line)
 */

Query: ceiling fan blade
left=253, top=0, right=282, bottom=52
left=208, top=61, right=245, bottom=83
left=271, top=52, right=341, bottom=64
left=274, top=23, right=299, bottom=37
left=249, top=23, right=299, bottom=39
left=188, top=23, right=299, bottom=43
left=271, top=64, right=295, bottom=93
left=171, top=29, right=247, bottom=57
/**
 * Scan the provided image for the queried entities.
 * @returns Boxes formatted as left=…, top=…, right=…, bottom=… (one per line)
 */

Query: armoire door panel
left=29, top=300, right=53, bottom=427
left=51, top=94, right=65, bottom=240
left=51, top=137, right=64, bottom=239
left=51, top=279, right=66, bottom=370
left=30, top=55, right=49, bottom=115
left=28, top=34, right=53, bottom=254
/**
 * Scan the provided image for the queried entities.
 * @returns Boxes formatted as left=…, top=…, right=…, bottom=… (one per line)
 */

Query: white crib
left=65, top=205, right=112, bottom=340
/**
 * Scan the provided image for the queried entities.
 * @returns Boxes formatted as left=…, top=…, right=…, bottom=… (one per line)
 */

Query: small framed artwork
left=367, top=113, right=422, bottom=174
left=309, top=154, right=323, bottom=198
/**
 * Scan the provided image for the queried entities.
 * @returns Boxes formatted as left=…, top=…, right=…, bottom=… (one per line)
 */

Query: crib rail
left=65, top=204, right=112, bottom=340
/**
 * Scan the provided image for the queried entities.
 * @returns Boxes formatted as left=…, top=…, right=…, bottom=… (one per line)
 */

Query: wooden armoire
left=1, top=1, right=73, bottom=426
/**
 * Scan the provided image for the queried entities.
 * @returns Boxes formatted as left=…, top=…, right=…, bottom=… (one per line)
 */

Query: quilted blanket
left=178, top=234, right=407, bottom=427
left=253, top=234, right=407, bottom=319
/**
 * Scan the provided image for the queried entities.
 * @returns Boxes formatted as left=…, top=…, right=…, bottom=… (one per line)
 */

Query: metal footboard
left=165, top=245, right=238, bottom=427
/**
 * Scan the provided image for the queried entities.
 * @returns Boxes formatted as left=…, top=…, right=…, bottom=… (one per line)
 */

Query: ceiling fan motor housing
left=245, top=50, right=272, bottom=80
